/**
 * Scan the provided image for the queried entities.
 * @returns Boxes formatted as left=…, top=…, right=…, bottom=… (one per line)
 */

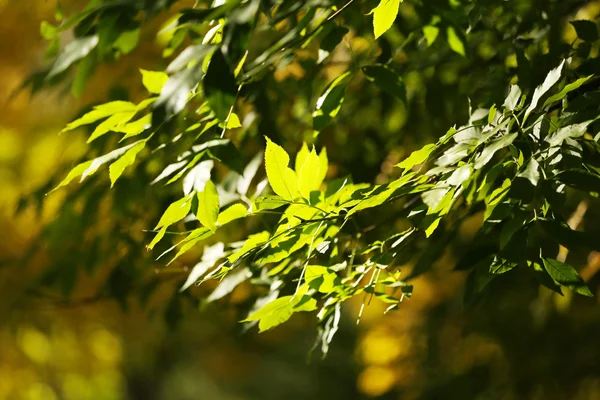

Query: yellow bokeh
left=358, top=365, right=397, bottom=397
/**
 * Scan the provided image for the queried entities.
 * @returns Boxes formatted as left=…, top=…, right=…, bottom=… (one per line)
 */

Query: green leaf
left=113, top=29, right=139, bottom=54
left=313, top=71, right=352, bottom=132
left=372, top=0, right=403, bottom=39
left=362, top=64, right=407, bottom=103
left=264, top=137, right=298, bottom=201
left=244, top=293, right=318, bottom=332
left=254, top=195, right=291, bottom=211
left=570, top=20, right=598, bottom=42
left=155, top=193, right=194, bottom=230
left=118, top=114, right=152, bottom=141
left=40, top=21, right=58, bottom=40
left=545, top=121, right=591, bottom=147
left=317, top=148, right=329, bottom=188
left=489, top=257, right=517, bottom=275
left=147, top=226, right=167, bottom=251
left=295, top=142, right=310, bottom=173
left=297, top=147, right=321, bottom=198
left=542, top=258, right=593, bottom=297
left=305, top=265, right=337, bottom=294
left=524, top=60, right=565, bottom=120
left=140, top=69, right=169, bottom=94
left=204, top=49, right=237, bottom=122
left=225, top=113, right=242, bottom=129
left=109, top=140, right=146, bottom=187
left=423, top=25, right=439, bottom=46
left=48, top=35, right=99, bottom=78
left=397, top=144, right=435, bottom=170
left=217, top=203, right=248, bottom=226
left=61, top=101, right=137, bottom=133
left=88, top=111, right=136, bottom=143
left=543, top=75, right=593, bottom=108
left=474, top=133, right=517, bottom=169
left=517, top=159, right=540, bottom=186
left=228, top=231, right=270, bottom=263
left=446, top=26, right=466, bottom=56
left=503, top=85, right=522, bottom=111
left=49, top=160, right=93, bottom=193
left=197, top=180, right=220, bottom=231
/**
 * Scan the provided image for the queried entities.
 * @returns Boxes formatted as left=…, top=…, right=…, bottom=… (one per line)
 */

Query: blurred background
left=2, top=0, right=600, bottom=399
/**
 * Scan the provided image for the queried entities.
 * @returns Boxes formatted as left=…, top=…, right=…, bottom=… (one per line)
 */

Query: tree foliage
left=19, top=0, right=600, bottom=356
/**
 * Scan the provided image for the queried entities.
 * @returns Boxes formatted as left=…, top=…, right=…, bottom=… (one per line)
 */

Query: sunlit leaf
left=264, top=137, right=298, bottom=200
left=140, top=69, right=169, bottom=94
left=542, top=258, right=593, bottom=297
left=372, top=0, right=403, bottom=39
left=155, top=193, right=194, bottom=230
left=109, top=140, right=146, bottom=187
left=197, top=180, right=220, bottom=231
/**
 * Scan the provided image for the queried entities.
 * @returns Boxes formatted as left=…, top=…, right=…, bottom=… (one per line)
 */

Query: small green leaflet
left=474, top=133, right=517, bottom=169
left=196, top=180, right=220, bottom=231
left=244, top=292, right=318, bottom=332
left=397, top=143, right=435, bottom=170
left=88, top=111, right=136, bottom=143
left=423, top=25, right=439, bottom=46
left=313, top=71, right=352, bottom=132
left=61, top=101, right=137, bottom=133
left=264, top=137, right=298, bottom=201
left=217, top=203, right=248, bottom=226
left=155, top=193, right=194, bottom=230
left=543, top=75, right=592, bottom=108
left=297, top=147, right=321, bottom=199
left=524, top=60, right=565, bottom=121
left=140, top=69, right=169, bottom=94
left=228, top=231, right=270, bottom=263
left=48, top=35, right=99, bottom=78
left=372, top=0, right=403, bottom=39
left=50, top=141, right=144, bottom=192
left=446, top=27, right=466, bottom=56
left=517, top=159, right=540, bottom=186
left=504, top=85, right=522, bottom=111
left=118, top=114, right=152, bottom=141
left=305, top=266, right=337, bottom=294
left=254, top=195, right=291, bottom=211
left=542, top=258, right=593, bottom=297
left=109, top=140, right=146, bottom=187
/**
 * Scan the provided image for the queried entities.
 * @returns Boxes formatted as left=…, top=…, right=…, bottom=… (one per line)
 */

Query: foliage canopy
left=20, top=0, right=600, bottom=356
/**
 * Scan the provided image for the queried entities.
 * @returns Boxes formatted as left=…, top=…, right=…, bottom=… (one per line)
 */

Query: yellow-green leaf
left=264, top=137, right=298, bottom=200
left=372, top=0, right=403, bottom=39
left=317, top=147, right=329, bottom=187
left=297, top=147, right=320, bottom=198
left=225, top=113, right=242, bottom=129
left=155, top=193, right=193, bottom=230
left=88, top=111, right=136, bottom=143
left=147, top=226, right=167, bottom=250
left=196, top=180, right=220, bottom=231
left=109, top=140, right=146, bottom=187
left=423, top=25, right=439, bottom=46
left=217, top=203, right=248, bottom=226
left=49, top=160, right=93, bottom=193
left=305, top=265, right=337, bottom=294
left=295, top=142, right=310, bottom=173
left=228, top=231, right=270, bottom=263
left=397, top=143, right=435, bottom=170
left=446, top=26, right=466, bottom=56
left=117, top=114, right=152, bottom=141
left=61, top=101, right=137, bottom=133
left=244, top=294, right=318, bottom=332
left=140, top=69, right=169, bottom=94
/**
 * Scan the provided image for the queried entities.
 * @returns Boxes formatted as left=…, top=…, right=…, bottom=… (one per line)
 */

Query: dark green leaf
left=542, top=258, right=593, bottom=297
